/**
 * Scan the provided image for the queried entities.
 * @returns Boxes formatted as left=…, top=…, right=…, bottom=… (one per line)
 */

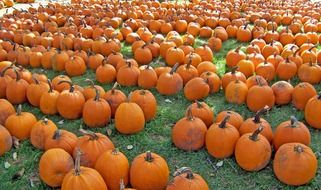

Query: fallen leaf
left=13, top=152, right=17, bottom=161
left=58, top=120, right=64, bottom=125
left=4, top=162, right=11, bottom=169
left=12, top=137, right=20, bottom=149
left=165, top=99, right=172, bottom=103
left=29, top=179, right=34, bottom=187
left=216, top=160, right=224, bottom=167
left=106, top=129, right=112, bottom=136
left=12, top=168, right=25, bottom=181
left=126, top=145, right=133, bottom=150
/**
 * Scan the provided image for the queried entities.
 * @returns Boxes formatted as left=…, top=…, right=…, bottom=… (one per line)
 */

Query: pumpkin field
left=1, top=0, right=321, bottom=189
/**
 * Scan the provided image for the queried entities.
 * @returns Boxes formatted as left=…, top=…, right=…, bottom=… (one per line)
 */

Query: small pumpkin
left=0, top=125, right=12, bottom=156
left=103, top=82, right=127, bottom=117
left=95, top=59, right=116, bottom=84
left=172, top=108, right=207, bottom=151
left=39, top=148, right=74, bottom=187
left=188, top=101, right=213, bottom=127
left=30, top=118, right=57, bottom=150
left=271, top=81, right=294, bottom=105
left=40, top=79, right=59, bottom=115
left=156, top=63, right=183, bottom=95
left=184, top=77, right=210, bottom=101
left=117, top=61, right=140, bottom=86
left=44, top=129, right=77, bottom=155
left=5, top=105, right=37, bottom=140
left=235, top=126, right=272, bottom=171
left=206, top=115, right=240, bottom=159
left=6, top=69, right=29, bottom=104
left=226, top=47, right=246, bottom=68
left=304, top=94, right=321, bottom=129
left=221, top=66, right=246, bottom=90
left=138, top=65, right=158, bottom=89
left=82, top=79, right=105, bottom=101
left=129, top=90, right=157, bottom=122
left=0, top=99, right=15, bottom=126
left=292, top=82, right=317, bottom=110
left=225, top=80, right=248, bottom=104
left=26, top=76, right=49, bottom=107
left=130, top=151, right=169, bottom=190
left=215, top=110, right=244, bottom=130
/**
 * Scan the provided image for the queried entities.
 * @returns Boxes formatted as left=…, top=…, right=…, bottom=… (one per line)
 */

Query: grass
left=0, top=36, right=321, bottom=190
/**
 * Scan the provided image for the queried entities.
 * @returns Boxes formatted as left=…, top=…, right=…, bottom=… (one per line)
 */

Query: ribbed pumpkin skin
left=0, top=125, right=12, bottom=156
left=95, top=150, right=130, bottom=190
left=44, top=129, right=77, bottom=155
left=39, top=148, right=74, bottom=187
left=30, top=119, right=58, bottom=150
left=166, top=172, right=209, bottom=190
left=305, top=95, right=321, bottom=129
left=0, top=99, right=15, bottom=125
left=130, top=152, right=169, bottom=190
left=115, top=102, right=145, bottom=134
left=129, top=90, right=157, bottom=122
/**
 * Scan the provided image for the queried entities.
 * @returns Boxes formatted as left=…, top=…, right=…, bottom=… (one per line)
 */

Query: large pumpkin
left=95, top=149, right=130, bottom=190
left=5, top=105, right=37, bottom=140
left=39, top=148, right=74, bottom=187
left=0, top=125, right=12, bottom=156
left=273, top=143, right=317, bottom=186
left=73, top=129, right=114, bottom=167
left=172, top=108, right=207, bottom=151
left=115, top=102, right=145, bottom=134
left=130, top=151, right=169, bottom=190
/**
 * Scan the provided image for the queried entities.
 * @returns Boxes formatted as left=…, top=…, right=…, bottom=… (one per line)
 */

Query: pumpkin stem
left=52, top=129, right=62, bottom=140
left=230, top=66, right=238, bottom=74
left=186, top=107, right=194, bottom=121
left=93, top=86, right=100, bottom=101
left=170, top=63, right=180, bottom=75
left=219, top=115, right=230, bottom=128
left=255, top=76, right=263, bottom=86
left=47, top=79, right=53, bottom=93
left=111, top=82, right=119, bottom=94
left=173, top=167, right=194, bottom=179
left=32, top=75, right=40, bottom=85
left=112, top=148, right=119, bottom=155
left=58, top=80, right=74, bottom=92
left=85, top=79, right=95, bottom=88
left=235, top=46, right=241, bottom=53
left=42, top=118, right=49, bottom=125
left=16, top=104, right=22, bottom=116
left=249, top=125, right=263, bottom=141
left=13, top=68, right=20, bottom=81
left=253, top=106, right=269, bottom=123
left=120, top=179, right=125, bottom=190
left=294, top=145, right=304, bottom=153
left=74, top=149, right=82, bottom=176
left=195, top=100, right=203, bottom=108
left=290, top=116, right=298, bottom=128
left=79, top=129, right=98, bottom=140
left=186, top=170, right=194, bottom=179
left=145, top=151, right=154, bottom=162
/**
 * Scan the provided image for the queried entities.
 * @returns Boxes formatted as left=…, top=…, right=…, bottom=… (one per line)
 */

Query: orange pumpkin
left=0, top=99, right=15, bottom=126
left=0, top=125, right=12, bottom=156
left=129, top=90, right=157, bottom=122
left=30, top=118, right=57, bottom=150
left=44, top=129, right=77, bottom=155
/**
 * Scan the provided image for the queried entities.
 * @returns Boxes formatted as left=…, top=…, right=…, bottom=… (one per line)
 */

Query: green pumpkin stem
left=219, top=115, right=230, bottom=128
left=145, top=151, right=154, bottom=162
left=249, top=125, right=263, bottom=141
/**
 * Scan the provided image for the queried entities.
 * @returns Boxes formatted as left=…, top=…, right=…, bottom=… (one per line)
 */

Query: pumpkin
left=5, top=105, right=37, bottom=140
left=40, top=79, right=59, bottom=115
left=115, top=101, right=145, bottom=134
left=117, top=61, right=140, bottom=86
left=172, top=108, right=207, bottom=151
left=6, top=69, right=29, bottom=104
left=87, top=52, right=104, bottom=70
left=235, top=126, right=272, bottom=171
left=62, top=150, right=107, bottom=190
left=273, top=143, right=317, bottom=186
left=82, top=79, right=105, bottom=101
left=239, top=107, right=273, bottom=143
left=246, top=78, right=275, bottom=112
left=134, top=44, right=153, bottom=65
left=130, top=151, right=169, bottom=190
left=0, top=125, right=12, bottom=156
left=215, top=110, right=244, bottom=130
left=30, top=118, right=57, bottom=150
left=177, top=60, right=199, bottom=85
left=298, top=61, right=321, bottom=84
left=39, top=148, right=74, bottom=187
left=195, top=45, right=213, bottom=62
left=129, top=90, right=157, bottom=122
left=65, top=56, right=87, bottom=77
left=304, top=94, right=321, bottom=129
left=292, top=82, right=317, bottom=110
left=237, top=58, right=255, bottom=78
left=56, top=81, right=85, bottom=120
left=95, top=149, right=130, bottom=190
left=138, top=65, right=158, bottom=89
left=184, top=52, right=202, bottom=67
left=156, top=63, right=183, bottom=95
left=103, top=82, right=127, bottom=117
left=165, top=46, right=185, bottom=66
left=0, top=66, right=13, bottom=99
left=226, top=47, right=246, bottom=68
left=0, top=99, right=15, bottom=126
left=246, top=75, right=268, bottom=89
left=276, top=57, right=297, bottom=80
left=255, top=61, right=276, bottom=82
left=197, top=61, right=217, bottom=75
left=271, top=81, right=294, bottom=105
left=51, top=49, right=69, bottom=71
left=44, top=129, right=77, bottom=155
left=73, top=129, right=114, bottom=167
left=96, top=59, right=116, bottom=84
left=51, top=75, right=72, bottom=92
left=188, top=101, right=213, bottom=127
left=225, top=80, right=248, bottom=104
left=26, top=76, right=49, bottom=107
left=273, top=116, right=311, bottom=150
left=221, top=66, right=246, bottom=90
left=83, top=87, right=111, bottom=128
left=166, top=167, right=209, bottom=190
left=184, top=77, right=210, bottom=101
left=236, top=24, right=252, bottom=42
left=206, top=115, right=240, bottom=159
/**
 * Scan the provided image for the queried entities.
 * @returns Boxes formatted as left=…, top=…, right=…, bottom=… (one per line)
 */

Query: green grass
left=0, top=37, right=321, bottom=190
